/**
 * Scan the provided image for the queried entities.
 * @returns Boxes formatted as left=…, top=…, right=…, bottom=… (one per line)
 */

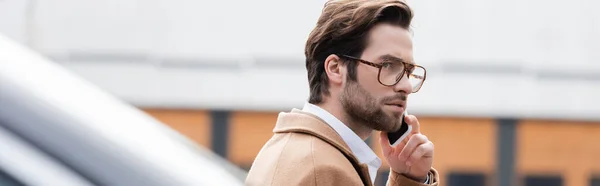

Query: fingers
left=398, top=134, right=428, bottom=164
left=405, top=114, right=421, bottom=133
left=394, top=133, right=411, bottom=152
left=407, top=141, right=434, bottom=165
left=381, top=115, right=427, bottom=163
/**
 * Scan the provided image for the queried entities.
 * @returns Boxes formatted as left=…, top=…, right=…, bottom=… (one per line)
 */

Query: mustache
left=380, top=94, right=407, bottom=102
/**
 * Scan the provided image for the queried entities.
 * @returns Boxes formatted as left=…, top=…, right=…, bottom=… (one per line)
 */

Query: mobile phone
left=387, top=111, right=412, bottom=147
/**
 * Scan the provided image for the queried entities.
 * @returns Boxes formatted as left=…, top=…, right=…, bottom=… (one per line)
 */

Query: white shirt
left=302, top=102, right=382, bottom=184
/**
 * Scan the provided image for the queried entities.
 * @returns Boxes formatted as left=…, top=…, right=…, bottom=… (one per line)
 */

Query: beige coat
left=246, top=109, right=439, bottom=186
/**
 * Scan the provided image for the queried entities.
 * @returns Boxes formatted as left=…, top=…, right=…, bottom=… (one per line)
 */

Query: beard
left=339, top=80, right=406, bottom=132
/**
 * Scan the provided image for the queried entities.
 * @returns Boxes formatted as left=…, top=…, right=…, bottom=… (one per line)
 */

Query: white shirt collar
left=302, top=102, right=382, bottom=183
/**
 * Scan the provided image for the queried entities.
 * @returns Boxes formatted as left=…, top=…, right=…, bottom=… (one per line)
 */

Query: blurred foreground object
left=0, top=34, right=245, bottom=186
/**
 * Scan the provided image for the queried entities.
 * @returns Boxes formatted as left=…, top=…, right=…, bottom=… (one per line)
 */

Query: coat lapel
left=273, top=109, right=373, bottom=186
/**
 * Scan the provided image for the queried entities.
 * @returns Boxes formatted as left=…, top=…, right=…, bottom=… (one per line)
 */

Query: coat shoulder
left=246, top=132, right=363, bottom=186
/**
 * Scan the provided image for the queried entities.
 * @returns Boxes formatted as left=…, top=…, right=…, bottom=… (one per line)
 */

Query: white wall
left=10, top=0, right=600, bottom=68
left=1, top=0, right=599, bottom=121
left=0, top=0, right=29, bottom=44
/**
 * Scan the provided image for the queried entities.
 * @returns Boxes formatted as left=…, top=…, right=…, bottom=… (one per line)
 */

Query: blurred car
left=0, top=34, right=246, bottom=186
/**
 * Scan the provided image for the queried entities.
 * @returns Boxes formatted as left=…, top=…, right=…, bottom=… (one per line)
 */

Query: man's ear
left=324, top=54, right=344, bottom=85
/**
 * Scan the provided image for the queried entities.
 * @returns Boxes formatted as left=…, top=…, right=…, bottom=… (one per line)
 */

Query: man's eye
left=381, top=62, right=393, bottom=68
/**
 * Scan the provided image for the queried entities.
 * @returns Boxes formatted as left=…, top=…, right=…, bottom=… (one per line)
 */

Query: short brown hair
left=305, top=0, right=413, bottom=104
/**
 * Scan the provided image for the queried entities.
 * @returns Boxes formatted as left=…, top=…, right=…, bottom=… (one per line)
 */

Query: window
left=374, top=170, right=389, bottom=186
left=590, top=176, right=600, bottom=186
left=0, top=169, right=24, bottom=186
left=447, top=172, right=486, bottom=186
left=524, top=175, right=562, bottom=186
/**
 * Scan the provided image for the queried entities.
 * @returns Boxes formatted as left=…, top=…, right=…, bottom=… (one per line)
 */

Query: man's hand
left=379, top=114, right=434, bottom=182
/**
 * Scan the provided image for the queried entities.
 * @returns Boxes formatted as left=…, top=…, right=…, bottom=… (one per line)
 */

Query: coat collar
left=273, top=108, right=373, bottom=185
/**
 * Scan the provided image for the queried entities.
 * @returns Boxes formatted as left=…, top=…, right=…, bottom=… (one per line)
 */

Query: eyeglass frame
left=337, top=54, right=427, bottom=93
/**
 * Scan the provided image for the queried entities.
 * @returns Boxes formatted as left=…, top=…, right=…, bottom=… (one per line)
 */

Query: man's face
left=340, top=23, right=414, bottom=132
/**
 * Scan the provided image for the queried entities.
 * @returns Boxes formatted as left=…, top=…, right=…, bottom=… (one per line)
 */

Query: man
left=245, top=0, right=438, bottom=185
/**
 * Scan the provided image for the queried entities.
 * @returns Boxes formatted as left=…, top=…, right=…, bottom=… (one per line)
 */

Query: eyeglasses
left=339, top=54, right=426, bottom=93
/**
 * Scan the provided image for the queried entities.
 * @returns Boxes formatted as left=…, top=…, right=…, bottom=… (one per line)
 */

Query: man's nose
left=393, top=73, right=413, bottom=93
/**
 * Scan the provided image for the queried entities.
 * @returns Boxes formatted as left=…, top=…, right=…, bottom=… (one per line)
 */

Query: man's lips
left=384, top=102, right=405, bottom=113
left=384, top=100, right=406, bottom=108
left=385, top=104, right=404, bottom=108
